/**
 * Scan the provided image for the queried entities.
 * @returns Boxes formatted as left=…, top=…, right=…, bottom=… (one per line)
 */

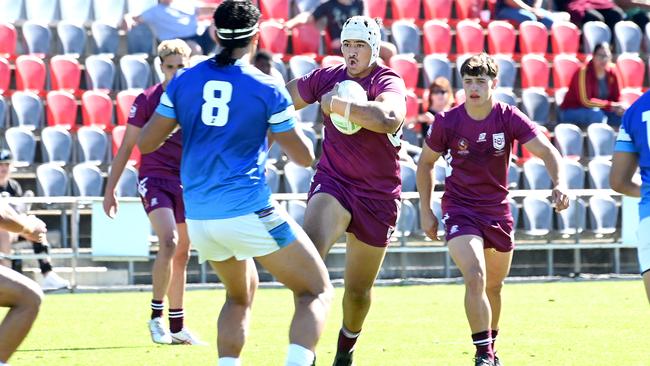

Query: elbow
left=381, top=115, right=404, bottom=134
left=609, top=176, right=624, bottom=194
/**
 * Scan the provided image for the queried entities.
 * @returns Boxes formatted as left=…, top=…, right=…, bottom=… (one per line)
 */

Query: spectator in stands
left=0, top=151, right=69, bottom=291
left=125, top=0, right=218, bottom=55
left=415, top=77, right=454, bottom=139
left=616, top=0, right=650, bottom=30
left=0, top=199, right=46, bottom=366
left=494, top=0, right=555, bottom=28
left=559, top=42, right=626, bottom=125
left=284, top=0, right=397, bottom=63
left=556, top=0, right=625, bottom=29
left=253, top=49, right=285, bottom=81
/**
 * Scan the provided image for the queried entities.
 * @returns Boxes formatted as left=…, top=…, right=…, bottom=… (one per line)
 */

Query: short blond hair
left=157, top=39, right=192, bottom=61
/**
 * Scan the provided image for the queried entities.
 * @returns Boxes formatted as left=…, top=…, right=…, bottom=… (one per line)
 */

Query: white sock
left=286, top=343, right=315, bottom=366
left=218, top=357, right=240, bottom=366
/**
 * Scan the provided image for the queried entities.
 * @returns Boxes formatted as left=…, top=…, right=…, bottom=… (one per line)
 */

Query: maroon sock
left=151, top=299, right=164, bottom=319
left=492, top=329, right=499, bottom=351
left=336, top=327, right=360, bottom=354
left=472, top=330, right=494, bottom=360
left=168, top=308, right=184, bottom=333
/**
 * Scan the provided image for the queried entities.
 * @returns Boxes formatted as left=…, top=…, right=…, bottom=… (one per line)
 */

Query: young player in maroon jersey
left=417, top=54, right=570, bottom=366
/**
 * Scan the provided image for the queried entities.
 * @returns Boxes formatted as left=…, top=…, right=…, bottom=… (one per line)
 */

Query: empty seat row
left=35, top=161, right=138, bottom=197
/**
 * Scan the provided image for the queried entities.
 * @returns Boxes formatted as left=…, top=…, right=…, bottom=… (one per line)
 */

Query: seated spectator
left=556, top=0, right=625, bottom=29
left=0, top=151, right=69, bottom=290
left=415, top=77, right=454, bottom=138
left=495, top=0, right=555, bottom=28
left=253, top=49, right=285, bottom=82
left=616, top=0, right=650, bottom=30
left=125, top=0, right=218, bottom=55
left=559, top=42, right=626, bottom=126
left=285, top=0, right=396, bottom=63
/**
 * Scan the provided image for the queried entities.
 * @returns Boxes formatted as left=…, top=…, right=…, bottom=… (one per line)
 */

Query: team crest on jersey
left=492, top=133, right=505, bottom=150
left=457, top=138, right=469, bottom=155
left=128, top=105, right=137, bottom=119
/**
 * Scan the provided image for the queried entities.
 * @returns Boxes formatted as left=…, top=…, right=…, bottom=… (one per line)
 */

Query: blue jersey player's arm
left=611, top=122, right=642, bottom=197
left=138, top=91, right=178, bottom=154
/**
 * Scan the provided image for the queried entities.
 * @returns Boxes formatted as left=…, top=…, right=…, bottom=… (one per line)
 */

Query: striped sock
left=168, top=308, right=184, bottom=333
left=336, top=326, right=360, bottom=354
left=492, top=329, right=499, bottom=350
left=472, top=330, right=494, bottom=360
left=151, top=299, right=164, bottom=320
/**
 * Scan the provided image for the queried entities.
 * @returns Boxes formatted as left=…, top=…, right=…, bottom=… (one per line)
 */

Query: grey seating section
left=422, top=54, right=452, bottom=86
left=430, top=198, right=446, bottom=238
left=557, top=197, right=586, bottom=235
left=396, top=199, right=417, bottom=237
left=521, top=88, right=550, bottom=125
left=152, top=56, right=164, bottom=83
left=562, top=159, right=585, bottom=189
left=5, top=126, right=36, bottom=167
left=25, top=0, right=58, bottom=23
left=93, top=0, right=125, bottom=27
left=41, top=126, right=72, bottom=165
left=120, top=55, right=151, bottom=89
left=296, top=103, right=320, bottom=124
left=400, top=161, right=417, bottom=192
left=0, top=0, right=25, bottom=22
left=295, top=0, right=319, bottom=12
left=115, top=164, right=139, bottom=197
left=523, top=158, right=551, bottom=189
left=508, top=163, right=521, bottom=188
left=59, top=0, right=92, bottom=23
left=22, top=21, right=51, bottom=55
left=267, top=143, right=283, bottom=164
left=189, top=54, right=209, bottom=67
left=127, top=0, right=156, bottom=16
left=289, top=55, right=318, bottom=79
left=301, top=126, right=318, bottom=152
left=57, top=21, right=86, bottom=57
left=265, top=164, right=281, bottom=193
left=553, top=123, right=583, bottom=157
left=85, top=54, right=115, bottom=90
left=588, top=195, right=618, bottom=235
left=91, top=21, right=119, bottom=55
left=522, top=196, right=552, bottom=236
left=0, top=95, right=6, bottom=128
left=11, top=91, right=43, bottom=130
left=391, top=20, right=420, bottom=55
left=588, top=158, right=612, bottom=189
left=272, top=58, right=288, bottom=82
left=614, top=21, right=641, bottom=54
left=72, top=163, right=103, bottom=196
left=494, top=56, right=516, bottom=89
left=433, top=157, right=447, bottom=185
left=287, top=200, right=307, bottom=227
left=283, top=161, right=314, bottom=193
left=587, top=123, right=615, bottom=158
left=493, top=88, right=516, bottom=106
left=36, top=163, right=69, bottom=196
left=454, top=54, right=471, bottom=88
left=582, top=21, right=611, bottom=54
left=77, top=126, right=108, bottom=164
left=127, top=23, right=155, bottom=56
left=509, top=197, right=519, bottom=231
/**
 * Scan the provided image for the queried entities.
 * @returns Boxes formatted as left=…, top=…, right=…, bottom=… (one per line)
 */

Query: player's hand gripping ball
left=330, top=80, right=367, bottom=135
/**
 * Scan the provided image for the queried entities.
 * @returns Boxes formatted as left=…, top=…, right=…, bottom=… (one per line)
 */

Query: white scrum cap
left=340, top=16, right=381, bottom=66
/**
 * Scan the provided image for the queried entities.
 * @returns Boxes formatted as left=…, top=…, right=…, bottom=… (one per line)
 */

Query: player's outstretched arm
left=271, top=127, right=315, bottom=167
left=285, top=79, right=311, bottom=111
left=137, top=113, right=178, bottom=154
left=416, top=144, right=442, bottom=240
left=611, top=151, right=642, bottom=197
left=322, top=91, right=406, bottom=134
left=103, top=124, right=142, bottom=218
left=0, top=201, right=47, bottom=242
left=522, top=134, right=570, bottom=211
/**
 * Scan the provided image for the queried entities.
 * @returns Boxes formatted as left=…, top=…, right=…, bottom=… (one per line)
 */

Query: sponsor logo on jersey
left=477, top=132, right=486, bottom=142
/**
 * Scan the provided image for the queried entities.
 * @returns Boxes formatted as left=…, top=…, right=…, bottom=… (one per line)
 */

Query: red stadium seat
left=111, top=125, right=141, bottom=166
left=551, top=21, right=580, bottom=55
left=49, top=55, right=82, bottom=96
left=0, top=22, right=17, bottom=60
left=81, top=90, right=114, bottom=132
left=116, top=89, right=140, bottom=126
left=46, top=90, right=78, bottom=131
left=259, top=20, right=288, bottom=56
left=405, top=90, right=419, bottom=121
left=259, top=0, right=288, bottom=21
left=616, top=54, right=644, bottom=89
left=321, top=55, right=345, bottom=67
left=291, top=23, right=321, bottom=57
left=365, top=0, right=388, bottom=20
left=519, top=20, right=548, bottom=55
left=389, top=55, right=419, bottom=91
left=15, top=55, right=46, bottom=94
left=422, top=20, right=451, bottom=55
left=552, top=54, right=581, bottom=89
left=520, top=54, right=549, bottom=88
left=391, top=0, right=421, bottom=21
left=423, top=0, right=452, bottom=20
left=487, top=21, right=516, bottom=56
left=455, top=0, right=485, bottom=20
left=456, top=20, right=484, bottom=55
left=0, top=57, right=10, bottom=94
left=620, top=89, right=643, bottom=106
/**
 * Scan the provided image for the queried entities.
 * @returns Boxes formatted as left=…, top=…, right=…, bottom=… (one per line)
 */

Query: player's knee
left=344, top=285, right=372, bottom=304
left=464, top=268, right=487, bottom=294
left=17, top=284, right=43, bottom=313
left=486, top=279, right=504, bottom=295
left=157, top=235, right=178, bottom=257
left=172, top=248, right=190, bottom=268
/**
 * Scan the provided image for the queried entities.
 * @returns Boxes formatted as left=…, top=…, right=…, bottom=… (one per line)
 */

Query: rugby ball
left=330, top=80, right=367, bottom=135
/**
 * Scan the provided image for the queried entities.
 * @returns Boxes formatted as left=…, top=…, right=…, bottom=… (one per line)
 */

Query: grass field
left=5, top=280, right=649, bottom=366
